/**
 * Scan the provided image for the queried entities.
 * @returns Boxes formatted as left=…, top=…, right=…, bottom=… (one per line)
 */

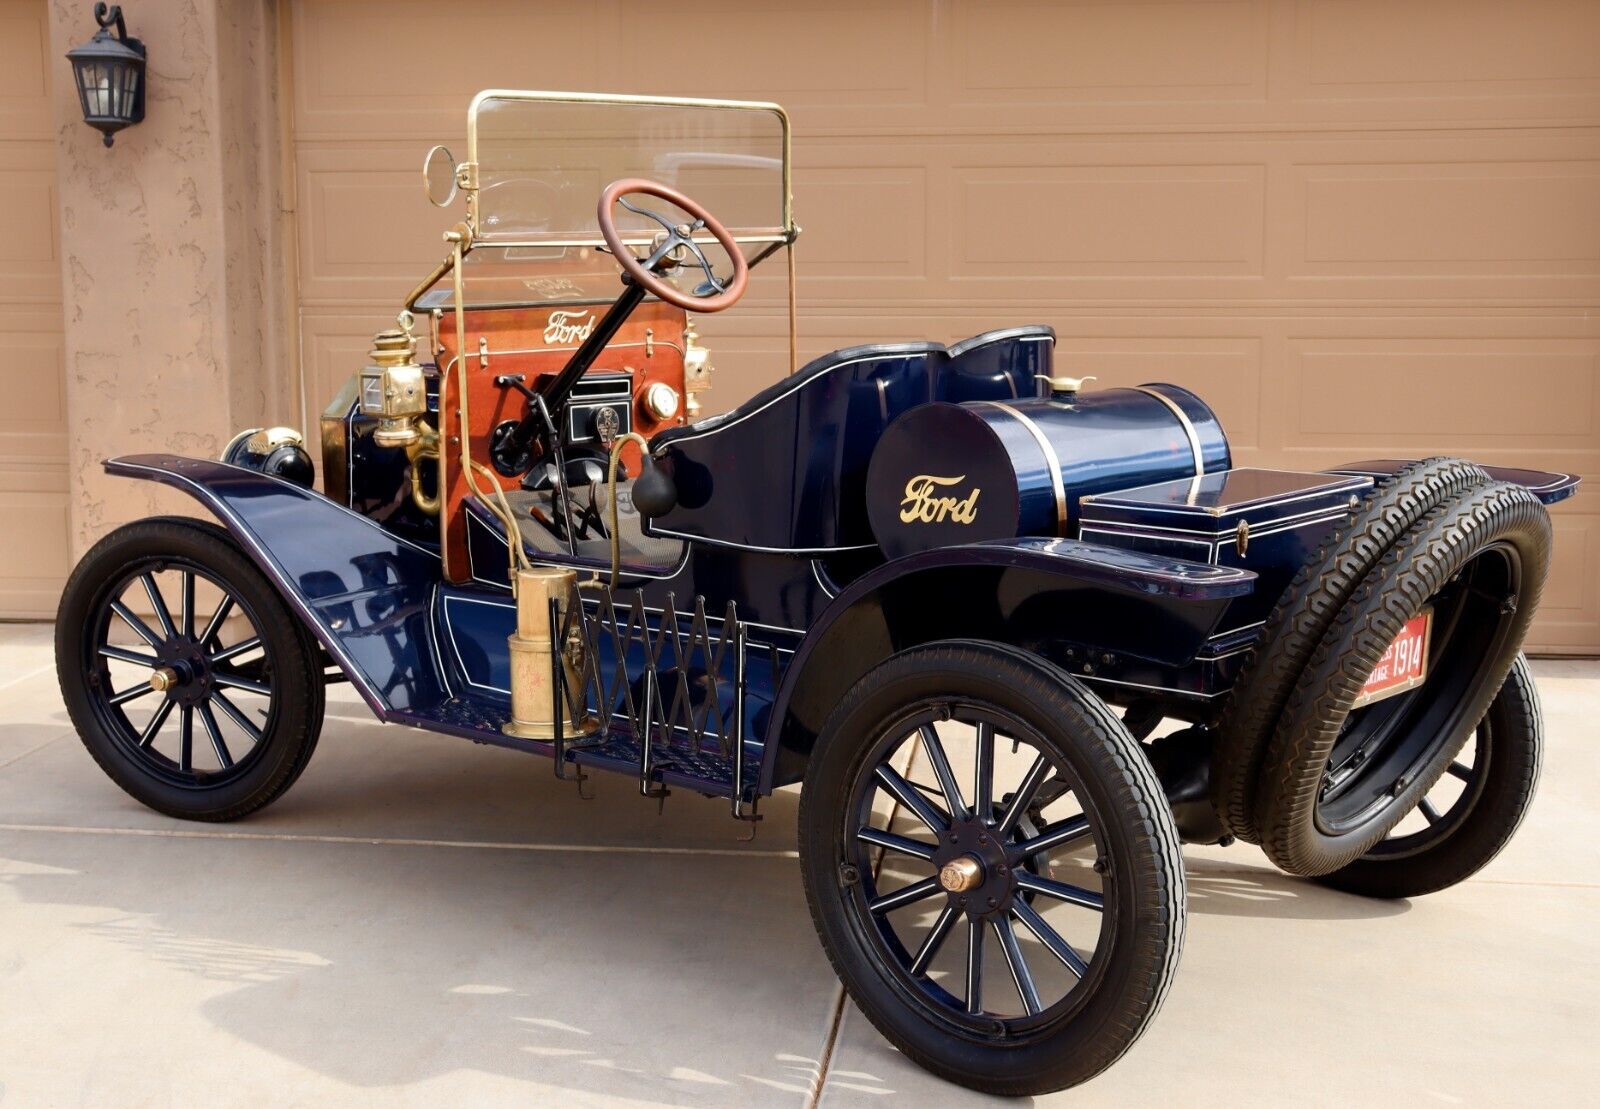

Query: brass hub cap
left=938, top=854, right=985, bottom=894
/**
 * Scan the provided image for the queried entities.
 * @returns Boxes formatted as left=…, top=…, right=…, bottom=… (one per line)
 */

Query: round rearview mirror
left=423, top=144, right=458, bottom=208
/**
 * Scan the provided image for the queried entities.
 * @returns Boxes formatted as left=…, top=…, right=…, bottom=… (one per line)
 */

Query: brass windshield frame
left=463, top=87, right=794, bottom=248
left=406, top=90, right=798, bottom=368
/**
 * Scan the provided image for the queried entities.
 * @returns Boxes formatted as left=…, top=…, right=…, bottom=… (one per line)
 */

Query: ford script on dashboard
left=543, top=309, right=597, bottom=344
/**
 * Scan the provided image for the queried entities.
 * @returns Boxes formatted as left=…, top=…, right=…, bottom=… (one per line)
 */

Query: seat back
left=936, top=326, right=1056, bottom=402
left=647, top=342, right=945, bottom=552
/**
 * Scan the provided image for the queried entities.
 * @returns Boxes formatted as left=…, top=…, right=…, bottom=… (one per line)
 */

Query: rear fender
left=758, top=536, right=1255, bottom=792
left=1330, top=459, right=1579, bottom=506
left=106, top=454, right=447, bottom=716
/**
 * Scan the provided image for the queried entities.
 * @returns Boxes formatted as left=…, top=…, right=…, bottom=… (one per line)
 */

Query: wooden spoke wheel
left=56, top=518, right=325, bottom=822
left=799, top=641, right=1184, bottom=1096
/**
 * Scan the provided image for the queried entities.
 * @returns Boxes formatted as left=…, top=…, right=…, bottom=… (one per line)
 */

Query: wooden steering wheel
left=597, top=178, right=749, bottom=313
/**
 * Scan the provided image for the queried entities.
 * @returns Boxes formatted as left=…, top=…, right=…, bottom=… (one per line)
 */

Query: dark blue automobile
left=55, top=91, right=1578, bottom=1096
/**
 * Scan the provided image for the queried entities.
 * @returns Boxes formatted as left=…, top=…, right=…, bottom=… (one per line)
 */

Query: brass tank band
left=1133, top=386, right=1206, bottom=478
left=979, top=400, right=1069, bottom=532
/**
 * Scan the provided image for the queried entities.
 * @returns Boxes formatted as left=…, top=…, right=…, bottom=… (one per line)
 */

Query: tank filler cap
left=1036, top=374, right=1097, bottom=400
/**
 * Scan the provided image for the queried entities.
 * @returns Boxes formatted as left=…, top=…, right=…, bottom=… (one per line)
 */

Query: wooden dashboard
left=433, top=299, right=689, bottom=582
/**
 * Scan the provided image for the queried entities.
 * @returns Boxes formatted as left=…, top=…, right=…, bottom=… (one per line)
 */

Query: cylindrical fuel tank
left=865, top=383, right=1229, bottom=559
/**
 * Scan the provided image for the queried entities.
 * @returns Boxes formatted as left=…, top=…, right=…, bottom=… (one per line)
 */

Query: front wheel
left=55, top=517, right=325, bottom=821
left=798, top=641, right=1185, bottom=1096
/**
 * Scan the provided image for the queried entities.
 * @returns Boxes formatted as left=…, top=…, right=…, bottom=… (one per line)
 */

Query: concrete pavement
left=1, top=623, right=1595, bottom=1106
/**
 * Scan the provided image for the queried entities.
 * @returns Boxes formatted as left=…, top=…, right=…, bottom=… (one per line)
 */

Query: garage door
left=288, top=0, right=1600, bottom=652
left=0, top=0, right=67, bottom=618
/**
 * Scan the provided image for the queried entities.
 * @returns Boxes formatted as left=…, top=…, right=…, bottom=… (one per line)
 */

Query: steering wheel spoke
left=598, top=178, right=749, bottom=313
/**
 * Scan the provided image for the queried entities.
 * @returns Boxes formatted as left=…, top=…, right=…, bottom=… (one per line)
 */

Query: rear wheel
left=1254, top=483, right=1550, bottom=876
left=1315, top=655, right=1541, bottom=899
left=799, top=641, right=1184, bottom=1096
left=55, top=517, right=325, bottom=821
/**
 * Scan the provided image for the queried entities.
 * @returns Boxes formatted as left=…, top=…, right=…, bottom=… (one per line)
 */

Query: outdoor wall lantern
left=65, top=3, right=146, bottom=148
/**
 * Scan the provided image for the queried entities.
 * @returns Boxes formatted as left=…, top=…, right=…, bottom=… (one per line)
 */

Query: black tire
left=1213, top=457, right=1489, bottom=842
left=798, top=640, right=1184, bottom=1096
left=55, top=516, right=325, bottom=822
left=1254, top=483, right=1550, bottom=877
left=1315, top=654, right=1541, bottom=899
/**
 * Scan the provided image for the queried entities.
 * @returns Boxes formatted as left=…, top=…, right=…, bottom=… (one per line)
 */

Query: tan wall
left=287, top=0, right=1600, bottom=652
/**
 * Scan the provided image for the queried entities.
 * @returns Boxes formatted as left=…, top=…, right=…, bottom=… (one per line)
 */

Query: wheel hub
left=938, top=855, right=984, bottom=893
left=933, top=817, right=1016, bottom=918
left=151, top=638, right=212, bottom=707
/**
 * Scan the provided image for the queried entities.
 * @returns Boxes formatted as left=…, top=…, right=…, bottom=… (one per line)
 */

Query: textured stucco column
left=48, top=0, right=289, bottom=553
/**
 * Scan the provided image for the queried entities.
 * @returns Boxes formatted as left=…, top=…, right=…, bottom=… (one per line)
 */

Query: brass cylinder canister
left=503, top=566, right=597, bottom=741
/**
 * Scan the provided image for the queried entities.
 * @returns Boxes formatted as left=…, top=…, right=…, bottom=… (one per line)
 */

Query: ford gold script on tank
left=899, top=474, right=980, bottom=524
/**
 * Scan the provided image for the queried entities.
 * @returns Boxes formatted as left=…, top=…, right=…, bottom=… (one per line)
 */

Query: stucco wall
left=46, top=0, right=288, bottom=553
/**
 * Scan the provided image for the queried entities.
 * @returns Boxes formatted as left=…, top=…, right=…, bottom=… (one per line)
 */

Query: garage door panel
left=1293, top=0, right=1600, bottom=104
left=1278, top=334, right=1599, bottom=477
left=292, top=0, right=605, bottom=139
left=0, top=486, right=68, bottom=616
left=954, top=163, right=1265, bottom=276
left=949, top=0, right=1269, bottom=104
left=794, top=167, right=928, bottom=278
left=1534, top=510, right=1598, bottom=652
left=0, top=326, right=65, bottom=461
left=0, top=145, right=59, bottom=301
left=300, top=314, right=385, bottom=427
left=295, top=144, right=458, bottom=304
left=1290, top=157, right=1600, bottom=292
left=618, top=0, right=927, bottom=105
left=0, top=0, right=61, bottom=617
left=0, top=4, right=51, bottom=141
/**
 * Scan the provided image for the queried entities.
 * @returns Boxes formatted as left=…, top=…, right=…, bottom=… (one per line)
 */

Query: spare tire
left=1253, top=482, right=1551, bottom=877
left=1212, top=457, right=1489, bottom=842
left=1314, top=654, right=1541, bottom=899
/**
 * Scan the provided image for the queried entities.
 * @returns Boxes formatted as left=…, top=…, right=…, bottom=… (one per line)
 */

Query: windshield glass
left=467, top=91, right=790, bottom=248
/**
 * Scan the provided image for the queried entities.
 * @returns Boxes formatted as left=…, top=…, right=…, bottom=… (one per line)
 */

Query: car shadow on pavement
left=1, top=819, right=837, bottom=1104
left=1182, top=855, right=1409, bottom=920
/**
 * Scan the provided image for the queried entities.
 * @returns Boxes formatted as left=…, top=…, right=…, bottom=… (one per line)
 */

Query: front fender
left=758, top=536, right=1255, bottom=791
left=106, top=454, right=447, bottom=716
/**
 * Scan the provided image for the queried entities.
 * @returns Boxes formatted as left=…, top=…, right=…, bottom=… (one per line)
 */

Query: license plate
left=1352, top=608, right=1433, bottom=709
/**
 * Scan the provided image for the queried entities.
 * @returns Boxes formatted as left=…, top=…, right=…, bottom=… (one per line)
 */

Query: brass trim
left=422, top=144, right=459, bottom=207
left=938, top=855, right=984, bottom=893
left=1134, top=385, right=1207, bottom=505
left=464, top=88, right=794, bottom=236
left=247, top=426, right=304, bottom=453
left=219, top=427, right=257, bottom=461
left=405, top=250, right=456, bottom=312
left=979, top=401, right=1068, bottom=532
left=1038, top=374, right=1097, bottom=398
left=149, top=667, right=178, bottom=693
left=502, top=565, right=598, bottom=740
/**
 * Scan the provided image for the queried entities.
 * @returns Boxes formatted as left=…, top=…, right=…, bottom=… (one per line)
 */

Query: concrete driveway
left=1, top=622, right=1595, bottom=1106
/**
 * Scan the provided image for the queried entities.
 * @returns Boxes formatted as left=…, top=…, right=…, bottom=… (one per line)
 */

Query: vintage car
left=55, top=91, right=1578, bottom=1095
